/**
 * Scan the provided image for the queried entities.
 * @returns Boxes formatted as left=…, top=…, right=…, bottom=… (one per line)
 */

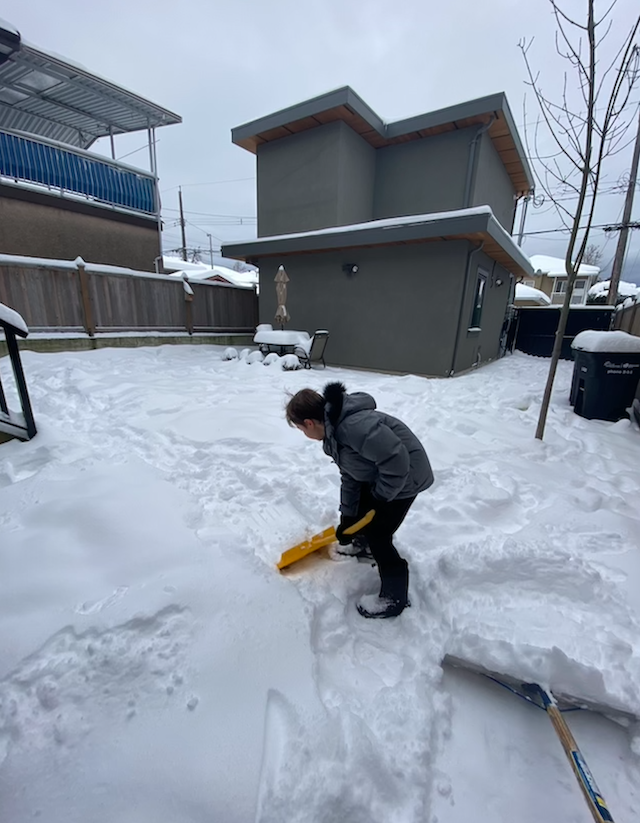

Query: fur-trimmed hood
left=323, top=382, right=376, bottom=427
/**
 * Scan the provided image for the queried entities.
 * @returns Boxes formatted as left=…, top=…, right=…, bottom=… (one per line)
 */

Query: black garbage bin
left=570, top=331, right=640, bottom=422
left=632, top=377, right=640, bottom=428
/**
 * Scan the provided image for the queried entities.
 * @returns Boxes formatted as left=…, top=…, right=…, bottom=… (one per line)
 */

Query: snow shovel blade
left=277, top=509, right=375, bottom=571
left=443, top=654, right=638, bottom=724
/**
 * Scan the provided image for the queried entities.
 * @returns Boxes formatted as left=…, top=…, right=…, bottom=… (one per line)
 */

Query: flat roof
left=222, top=207, right=534, bottom=278
left=0, top=22, right=181, bottom=149
left=232, top=86, right=534, bottom=197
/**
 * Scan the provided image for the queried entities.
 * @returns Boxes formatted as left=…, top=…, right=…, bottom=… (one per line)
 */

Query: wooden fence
left=613, top=299, right=640, bottom=338
left=0, top=258, right=258, bottom=335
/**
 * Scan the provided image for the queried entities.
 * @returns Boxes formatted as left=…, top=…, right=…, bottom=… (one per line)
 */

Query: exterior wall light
left=342, top=264, right=359, bottom=276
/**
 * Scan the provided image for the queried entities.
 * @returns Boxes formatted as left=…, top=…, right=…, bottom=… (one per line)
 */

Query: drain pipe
left=463, top=114, right=497, bottom=208
left=449, top=241, right=485, bottom=376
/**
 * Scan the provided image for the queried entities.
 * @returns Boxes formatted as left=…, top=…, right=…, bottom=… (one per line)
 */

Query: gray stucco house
left=222, top=87, right=534, bottom=376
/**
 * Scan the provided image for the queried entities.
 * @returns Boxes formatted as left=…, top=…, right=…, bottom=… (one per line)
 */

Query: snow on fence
left=0, top=257, right=258, bottom=335
left=613, top=298, right=640, bottom=338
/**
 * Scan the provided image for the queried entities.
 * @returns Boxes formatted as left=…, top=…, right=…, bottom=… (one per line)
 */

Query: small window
left=553, top=280, right=567, bottom=294
left=523, top=279, right=535, bottom=287
left=469, top=270, right=487, bottom=329
left=573, top=279, right=586, bottom=291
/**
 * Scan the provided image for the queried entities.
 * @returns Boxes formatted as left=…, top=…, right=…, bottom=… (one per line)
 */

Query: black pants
left=356, top=485, right=416, bottom=583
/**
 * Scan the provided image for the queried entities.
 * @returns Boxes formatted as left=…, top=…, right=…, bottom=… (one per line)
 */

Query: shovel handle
left=534, top=686, right=615, bottom=823
left=343, top=509, right=376, bottom=535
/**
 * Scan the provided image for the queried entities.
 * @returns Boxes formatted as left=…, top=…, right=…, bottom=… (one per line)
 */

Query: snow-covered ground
left=1, top=345, right=639, bottom=823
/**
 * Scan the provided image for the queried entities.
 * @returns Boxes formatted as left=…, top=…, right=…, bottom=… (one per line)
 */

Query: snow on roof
left=167, top=263, right=258, bottom=287
left=0, top=17, right=19, bottom=35
left=515, top=283, right=551, bottom=305
left=162, top=255, right=258, bottom=274
left=224, top=206, right=534, bottom=277
left=571, top=330, right=640, bottom=353
left=0, top=301, right=28, bottom=335
left=529, top=254, right=600, bottom=278
left=588, top=279, right=640, bottom=298
left=232, top=206, right=493, bottom=245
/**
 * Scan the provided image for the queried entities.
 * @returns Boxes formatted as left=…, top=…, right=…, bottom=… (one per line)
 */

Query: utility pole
left=609, top=108, right=640, bottom=304
left=207, top=234, right=214, bottom=268
left=178, top=186, right=187, bottom=262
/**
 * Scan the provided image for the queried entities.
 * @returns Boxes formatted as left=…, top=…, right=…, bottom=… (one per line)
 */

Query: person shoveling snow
left=285, top=381, right=434, bottom=618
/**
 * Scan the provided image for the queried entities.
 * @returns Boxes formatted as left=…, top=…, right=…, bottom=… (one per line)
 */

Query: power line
left=161, top=177, right=255, bottom=193
left=522, top=222, right=618, bottom=236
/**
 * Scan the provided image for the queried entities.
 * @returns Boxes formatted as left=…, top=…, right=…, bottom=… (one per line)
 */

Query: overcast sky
left=4, top=0, right=640, bottom=282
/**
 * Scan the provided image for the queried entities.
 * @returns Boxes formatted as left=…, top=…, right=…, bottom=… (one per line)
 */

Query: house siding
left=257, top=121, right=375, bottom=237
left=0, top=184, right=161, bottom=272
left=452, top=249, right=512, bottom=373
left=372, top=128, right=472, bottom=220
left=254, top=241, right=469, bottom=377
left=471, top=131, right=517, bottom=231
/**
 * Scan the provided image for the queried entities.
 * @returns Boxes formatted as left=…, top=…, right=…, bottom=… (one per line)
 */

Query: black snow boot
left=334, top=533, right=374, bottom=562
left=356, top=560, right=410, bottom=619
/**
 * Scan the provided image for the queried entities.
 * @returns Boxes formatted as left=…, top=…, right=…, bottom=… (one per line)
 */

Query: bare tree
left=519, top=0, right=640, bottom=440
left=582, top=243, right=603, bottom=266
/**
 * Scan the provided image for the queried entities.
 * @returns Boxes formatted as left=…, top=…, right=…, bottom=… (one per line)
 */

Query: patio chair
left=295, top=330, right=329, bottom=369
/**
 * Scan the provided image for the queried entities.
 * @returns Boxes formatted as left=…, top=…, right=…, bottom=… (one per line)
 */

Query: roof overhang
left=222, top=207, right=534, bottom=279
left=0, top=21, right=181, bottom=149
left=232, top=86, right=534, bottom=197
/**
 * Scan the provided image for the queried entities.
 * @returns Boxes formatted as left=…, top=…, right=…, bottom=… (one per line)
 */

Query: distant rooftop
left=0, top=20, right=181, bottom=149
left=529, top=254, right=600, bottom=278
left=232, top=86, right=534, bottom=197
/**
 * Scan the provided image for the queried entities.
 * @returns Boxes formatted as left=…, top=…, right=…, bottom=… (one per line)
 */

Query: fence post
left=183, top=275, right=194, bottom=336
left=76, top=257, right=95, bottom=337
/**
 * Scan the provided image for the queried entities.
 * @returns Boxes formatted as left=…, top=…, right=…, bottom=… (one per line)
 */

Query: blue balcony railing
left=0, top=129, right=157, bottom=215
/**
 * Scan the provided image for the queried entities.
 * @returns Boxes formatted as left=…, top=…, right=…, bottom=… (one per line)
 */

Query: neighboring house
left=223, top=86, right=534, bottom=376
left=0, top=22, right=181, bottom=271
left=527, top=255, right=600, bottom=306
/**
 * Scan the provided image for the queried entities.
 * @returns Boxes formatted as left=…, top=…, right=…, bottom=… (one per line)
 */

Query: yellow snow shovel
left=277, top=509, right=375, bottom=571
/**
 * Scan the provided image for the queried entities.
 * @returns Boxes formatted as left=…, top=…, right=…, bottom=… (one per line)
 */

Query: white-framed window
left=553, top=279, right=567, bottom=294
left=469, top=268, right=488, bottom=329
left=523, top=279, right=535, bottom=287
left=573, top=279, right=586, bottom=292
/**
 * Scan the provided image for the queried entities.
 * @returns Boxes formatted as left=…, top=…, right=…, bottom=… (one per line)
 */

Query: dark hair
left=285, top=389, right=325, bottom=427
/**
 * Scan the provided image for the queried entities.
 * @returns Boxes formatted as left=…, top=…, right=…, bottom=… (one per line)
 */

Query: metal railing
left=0, top=128, right=157, bottom=215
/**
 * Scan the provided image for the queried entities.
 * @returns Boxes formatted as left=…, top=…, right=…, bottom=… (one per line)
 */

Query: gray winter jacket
left=322, top=382, right=434, bottom=516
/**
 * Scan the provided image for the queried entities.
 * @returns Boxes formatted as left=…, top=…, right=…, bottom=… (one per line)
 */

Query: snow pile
left=515, top=283, right=551, bottom=305
left=572, top=330, right=640, bottom=353
left=589, top=279, right=640, bottom=300
left=0, top=346, right=639, bottom=822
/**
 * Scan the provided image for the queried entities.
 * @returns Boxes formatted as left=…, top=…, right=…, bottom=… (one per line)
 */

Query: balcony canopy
left=0, top=20, right=181, bottom=150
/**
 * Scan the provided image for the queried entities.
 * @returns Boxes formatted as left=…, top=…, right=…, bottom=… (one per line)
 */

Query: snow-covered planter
left=238, top=348, right=251, bottom=360
left=263, top=353, right=280, bottom=366
left=281, top=354, right=302, bottom=370
left=222, top=347, right=238, bottom=361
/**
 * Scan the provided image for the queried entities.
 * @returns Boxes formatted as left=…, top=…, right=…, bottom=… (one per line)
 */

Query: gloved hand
left=335, top=515, right=359, bottom=545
